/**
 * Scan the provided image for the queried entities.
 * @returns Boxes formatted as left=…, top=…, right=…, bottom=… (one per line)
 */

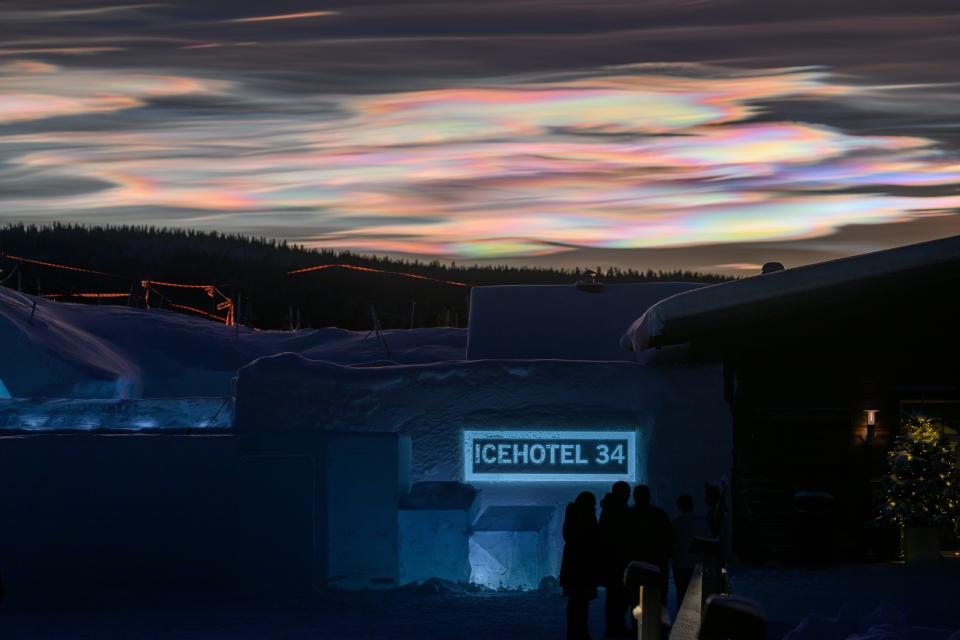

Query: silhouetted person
left=599, top=481, right=632, bottom=637
left=629, top=485, right=671, bottom=606
left=704, top=482, right=723, bottom=538
left=671, top=494, right=711, bottom=606
left=561, top=491, right=599, bottom=640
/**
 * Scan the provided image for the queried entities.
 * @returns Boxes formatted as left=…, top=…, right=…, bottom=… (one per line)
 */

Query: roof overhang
left=622, top=234, right=960, bottom=353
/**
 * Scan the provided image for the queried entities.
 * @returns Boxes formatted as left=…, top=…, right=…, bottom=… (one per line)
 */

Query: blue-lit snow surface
left=0, top=397, right=233, bottom=431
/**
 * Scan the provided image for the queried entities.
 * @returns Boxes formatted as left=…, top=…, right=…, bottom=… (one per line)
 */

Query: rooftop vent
left=575, top=271, right=605, bottom=293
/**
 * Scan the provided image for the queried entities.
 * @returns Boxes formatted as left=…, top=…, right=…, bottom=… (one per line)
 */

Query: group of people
left=559, top=481, right=723, bottom=639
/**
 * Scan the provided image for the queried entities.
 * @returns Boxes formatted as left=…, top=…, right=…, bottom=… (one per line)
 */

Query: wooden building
left=624, top=235, right=960, bottom=560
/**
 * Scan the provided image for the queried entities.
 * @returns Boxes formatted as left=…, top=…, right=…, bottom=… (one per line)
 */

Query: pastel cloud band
left=2, top=61, right=959, bottom=258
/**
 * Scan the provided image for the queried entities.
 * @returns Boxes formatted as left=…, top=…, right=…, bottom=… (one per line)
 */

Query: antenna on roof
left=761, top=262, right=785, bottom=274
left=575, top=269, right=605, bottom=293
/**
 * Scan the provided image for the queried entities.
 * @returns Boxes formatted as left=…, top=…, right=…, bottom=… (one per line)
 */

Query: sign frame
left=463, top=429, right=638, bottom=483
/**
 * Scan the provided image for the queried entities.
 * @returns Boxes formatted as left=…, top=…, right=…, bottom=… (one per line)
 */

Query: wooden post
left=409, top=301, right=416, bottom=329
left=369, top=304, right=391, bottom=358
left=235, top=292, right=241, bottom=339
left=624, top=561, right=664, bottom=640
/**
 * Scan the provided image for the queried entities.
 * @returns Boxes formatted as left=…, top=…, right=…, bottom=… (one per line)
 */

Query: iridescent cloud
left=0, top=61, right=228, bottom=123
left=227, top=11, right=339, bottom=23
left=1, top=61, right=959, bottom=258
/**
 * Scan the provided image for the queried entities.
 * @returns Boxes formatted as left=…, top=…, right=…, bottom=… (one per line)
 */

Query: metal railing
left=625, top=536, right=767, bottom=640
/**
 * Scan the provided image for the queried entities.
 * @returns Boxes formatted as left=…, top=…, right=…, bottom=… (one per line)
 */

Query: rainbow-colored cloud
left=2, top=61, right=959, bottom=258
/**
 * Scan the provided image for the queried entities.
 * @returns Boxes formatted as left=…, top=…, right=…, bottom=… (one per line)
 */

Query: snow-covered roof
left=467, top=282, right=705, bottom=361
left=0, top=286, right=466, bottom=399
left=622, top=234, right=960, bottom=352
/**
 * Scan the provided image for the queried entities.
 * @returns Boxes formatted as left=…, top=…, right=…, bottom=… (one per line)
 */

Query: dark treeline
left=0, top=223, right=733, bottom=330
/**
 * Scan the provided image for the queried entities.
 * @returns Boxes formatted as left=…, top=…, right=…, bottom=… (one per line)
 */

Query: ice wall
left=399, top=482, right=480, bottom=585
left=0, top=433, right=317, bottom=597
left=235, top=354, right=733, bottom=586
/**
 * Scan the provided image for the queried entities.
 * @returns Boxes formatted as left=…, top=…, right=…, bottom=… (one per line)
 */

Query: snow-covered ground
left=3, top=562, right=957, bottom=639
left=732, top=560, right=960, bottom=639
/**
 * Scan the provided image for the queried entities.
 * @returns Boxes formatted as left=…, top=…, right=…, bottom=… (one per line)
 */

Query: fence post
left=699, top=594, right=766, bottom=640
left=235, top=292, right=241, bottom=339
left=624, top=561, right=664, bottom=640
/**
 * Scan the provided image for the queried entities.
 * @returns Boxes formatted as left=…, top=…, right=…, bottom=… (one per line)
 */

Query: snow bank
left=0, top=287, right=466, bottom=399
left=784, top=602, right=958, bottom=640
left=467, top=282, right=704, bottom=361
left=0, top=288, right=140, bottom=398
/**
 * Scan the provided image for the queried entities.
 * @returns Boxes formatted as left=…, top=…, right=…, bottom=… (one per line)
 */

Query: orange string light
left=144, top=283, right=235, bottom=326
left=5, top=253, right=470, bottom=328
left=43, top=292, right=129, bottom=299
left=1, top=253, right=122, bottom=278
left=165, top=301, right=233, bottom=323
left=287, top=263, right=469, bottom=287
left=1, top=253, right=238, bottom=326
left=142, top=280, right=217, bottom=296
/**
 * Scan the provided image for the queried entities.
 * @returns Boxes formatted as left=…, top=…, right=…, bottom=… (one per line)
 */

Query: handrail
left=691, top=536, right=726, bottom=616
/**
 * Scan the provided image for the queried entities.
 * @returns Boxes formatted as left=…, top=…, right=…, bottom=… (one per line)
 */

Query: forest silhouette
left=0, top=223, right=732, bottom=330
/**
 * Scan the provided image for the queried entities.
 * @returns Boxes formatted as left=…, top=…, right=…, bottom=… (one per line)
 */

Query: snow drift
left=0, top=286, right=466, bottom=399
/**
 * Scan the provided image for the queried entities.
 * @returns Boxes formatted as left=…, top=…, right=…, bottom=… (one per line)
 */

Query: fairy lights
left=142, top=280, right=234, bottom=325
left=287, top=263, right=469, bottom=287
left=1, top=253, right=236, bottom=326
left=43, top=292, right=128, bottom=299
left=4, top=253, right=464, bottom=327
left=0, top=252, right=121, bottom=278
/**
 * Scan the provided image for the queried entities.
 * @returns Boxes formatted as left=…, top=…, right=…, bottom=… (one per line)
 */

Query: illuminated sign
left=463, top=430, right=637, bottom=482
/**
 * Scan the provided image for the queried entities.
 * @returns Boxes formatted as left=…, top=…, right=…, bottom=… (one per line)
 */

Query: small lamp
left=864, top=409, right=879, bottom=445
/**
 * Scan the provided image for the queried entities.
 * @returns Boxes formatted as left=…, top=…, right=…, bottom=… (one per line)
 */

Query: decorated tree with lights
left=880, top=416, right=960, bottom=536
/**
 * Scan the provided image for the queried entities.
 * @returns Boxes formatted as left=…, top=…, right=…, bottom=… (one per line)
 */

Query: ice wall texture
left=0, top=434, right=317, bottom=596
left=235, top=354, right=732, bottom=582
left=0, top=397, right=232, bottom=431
left=467, top=282, right=705, bottom=361
left=0, top=287, right=466, bottom=399
left=235, top=354, right=729, bottom=486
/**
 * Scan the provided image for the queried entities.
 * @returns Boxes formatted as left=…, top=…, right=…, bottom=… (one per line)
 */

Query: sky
left=1, top=1, right=959, bottom=274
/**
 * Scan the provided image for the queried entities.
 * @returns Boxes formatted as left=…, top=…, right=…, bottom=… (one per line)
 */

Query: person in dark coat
left=629, top=485, right=671, bottom=606
left=704, top=481, right=725, bottom=539
left=598, top=481, right=632, bottom=637
left=560, top=491, right=599, bottom=640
